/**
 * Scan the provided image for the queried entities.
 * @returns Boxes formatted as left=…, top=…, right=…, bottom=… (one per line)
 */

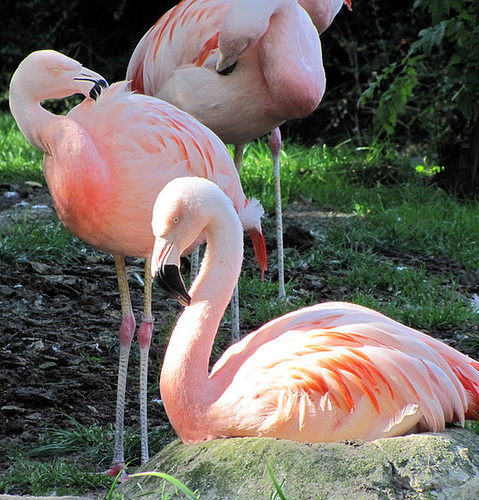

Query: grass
left=239, top=137, right=479, bottom=332
left=1, top=111, right=479, bottom=497
left=0, top=113, right=44, bottom=184
left=0, top=213, right=90, bottom=263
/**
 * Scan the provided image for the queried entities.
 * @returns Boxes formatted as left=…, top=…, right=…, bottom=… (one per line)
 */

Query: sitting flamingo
left=151, top=177, right=479, bottom=443
left=9, top=50, right=266, bottom=473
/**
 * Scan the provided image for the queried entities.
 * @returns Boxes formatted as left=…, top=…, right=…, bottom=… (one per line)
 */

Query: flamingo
left=8, top=50, right=266, bottom=474
left=126, top=0, right=352, bottom=300
left=151, top=176, right=479, bottom=443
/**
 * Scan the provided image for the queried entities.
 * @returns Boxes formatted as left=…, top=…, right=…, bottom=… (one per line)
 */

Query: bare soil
left=1, top=181, right=479, bottom=487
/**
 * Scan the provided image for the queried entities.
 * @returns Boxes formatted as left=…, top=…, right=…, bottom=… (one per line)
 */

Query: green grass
left=0, top=213, right=91, bottom=263
left=1, top=416, right=176, bottom=497
left=239, top=138, right=479, bottom=332
left=0, top=457, right=109, bottom=497
left=2, top=111, right=479, bottom=497
left=0, top=113, right=43, bottom=184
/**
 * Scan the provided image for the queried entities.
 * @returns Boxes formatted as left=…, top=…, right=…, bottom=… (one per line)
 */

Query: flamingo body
left=126, top=0, right=326, bottom=147
left=152, top=177, right=479, bottom=444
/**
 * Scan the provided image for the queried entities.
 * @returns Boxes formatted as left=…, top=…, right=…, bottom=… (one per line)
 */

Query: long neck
left=160, top=209, right=243, bottom=436
left=260, top=1, right=325, bottom=119
left=10, top=84, right=60, bottom=155
left=298, top=0, right=343, bottom=33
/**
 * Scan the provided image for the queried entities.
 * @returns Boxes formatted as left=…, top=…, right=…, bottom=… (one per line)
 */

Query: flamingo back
left=64, top=82, right=255, bottom=257
left=126, top=0, right=325, bottom=145
left=208, top=302, right=479, bottom=442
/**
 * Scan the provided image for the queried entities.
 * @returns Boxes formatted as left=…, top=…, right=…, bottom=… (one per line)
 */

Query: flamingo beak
left=74, top=71, right=109, bottom=101
left=152, top=237, right=191, bottom=307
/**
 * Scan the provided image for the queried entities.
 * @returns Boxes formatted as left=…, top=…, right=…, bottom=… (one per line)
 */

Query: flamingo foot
left=103, top=462, right=129, bottom=482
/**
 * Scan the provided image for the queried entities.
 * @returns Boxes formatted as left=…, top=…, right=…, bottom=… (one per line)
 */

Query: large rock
left=118, top=427, right=479, bottom=499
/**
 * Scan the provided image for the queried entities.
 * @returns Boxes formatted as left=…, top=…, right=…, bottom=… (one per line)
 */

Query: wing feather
left=212, top=302, right=479, bottom=440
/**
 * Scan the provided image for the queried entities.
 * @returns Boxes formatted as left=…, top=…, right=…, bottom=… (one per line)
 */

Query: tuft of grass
left=267, top=462, right=288, bottom=500
left=0, top=456, right=109, bottom=497
left=2, top=416, right=176, bottom=496
left=128, top=471, right=200, bottom=500
left=0, top=212, right=91, bottom=263
left=26, top=416, right=175, bottom=469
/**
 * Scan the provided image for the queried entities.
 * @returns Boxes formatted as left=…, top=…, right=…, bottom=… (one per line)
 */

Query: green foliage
left=1, top=416, right=176, bottom=496
left=360, top=59, right=420, bottom=135
left=26, top=416, right=175, bottom=469
left=359, top=0, right=479, bottom=164
left=129, top=472, right=200, bottom=500
left=267, top=463, right=288, bottom=500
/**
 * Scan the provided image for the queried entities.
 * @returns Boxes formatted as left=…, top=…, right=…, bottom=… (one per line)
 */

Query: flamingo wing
left=68, top=82, right=245, bottom=206
left=210, top=302, right=479, bottom=441
left=127, top=0, right=231, bottom=96
left=60, top=82, right=249, bottom=258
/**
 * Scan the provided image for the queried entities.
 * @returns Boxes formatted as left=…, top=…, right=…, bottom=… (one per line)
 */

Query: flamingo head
left=151, top=177, right=239, bottom=307
left=10, top=50, right=108, bottom=103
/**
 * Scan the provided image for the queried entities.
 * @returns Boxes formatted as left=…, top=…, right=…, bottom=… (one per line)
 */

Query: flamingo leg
left=230, top=144, right=246, bottom=342
left=230, top=282, right=240, bottom=342
left=106, top=256, right=136, bottom=476
left=137, top=257, right=154, bottom=465
left=233, top=144, right=245, bottom=173
left=270, top=127, right=285, bottom=299
left=191, top=247, right=200, bottom=280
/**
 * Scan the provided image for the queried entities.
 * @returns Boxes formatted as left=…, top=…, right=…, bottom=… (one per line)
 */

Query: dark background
left=0, top=0, right=425, bottom=145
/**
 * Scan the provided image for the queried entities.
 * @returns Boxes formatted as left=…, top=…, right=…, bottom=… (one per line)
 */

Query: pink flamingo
left=126, top=0, right=351, bottom=300
left=9, top=50, right=266, bottom=474
left=151, top=176, right=479, bottom=443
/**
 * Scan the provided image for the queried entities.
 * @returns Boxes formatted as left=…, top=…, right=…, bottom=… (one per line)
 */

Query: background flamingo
left=126, top=0, right=351, bottom=300
left=151, top=176, right=479, bottom=444
left=9, top=50, right=266, bottom=474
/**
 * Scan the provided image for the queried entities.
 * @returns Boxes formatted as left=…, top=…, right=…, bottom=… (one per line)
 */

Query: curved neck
left=298, top=0, right=343, bottom=33
left=10, top=85, right=58, bottom=154
left=160, top=208, right=243, bottom=437
left=9, top=84, right=114, bottom=244
left=259, top=1, right=325, bottom=118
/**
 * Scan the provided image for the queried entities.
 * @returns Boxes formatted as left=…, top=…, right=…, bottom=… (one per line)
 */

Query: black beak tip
left=216, top=62, right=237, bottom=76
left=89, top=79, right=109, bottom=101
left=157, top=264, right=191, bottom=307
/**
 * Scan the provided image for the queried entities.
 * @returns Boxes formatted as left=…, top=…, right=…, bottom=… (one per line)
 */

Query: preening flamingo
left=126, top=0, right=351, bottom=300
left=151, top=176, right=479, bottom=444
left=9, top=50, right=266, bottom=473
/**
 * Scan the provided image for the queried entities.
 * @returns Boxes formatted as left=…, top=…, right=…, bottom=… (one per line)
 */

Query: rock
left=117, top=427, right=479, bottom=499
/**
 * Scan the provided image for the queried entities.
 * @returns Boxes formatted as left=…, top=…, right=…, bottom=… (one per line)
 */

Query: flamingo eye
left=53, top=66, right=60, bottom=72
left=174, top=218, right=179, bottom=224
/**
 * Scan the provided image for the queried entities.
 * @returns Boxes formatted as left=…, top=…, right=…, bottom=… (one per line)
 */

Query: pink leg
left=270, top=127, right=285, bottom=298
left=233, top=143, right=245, bottom=173
left=230, top=144, right=246, bottom=342
left=105, top=256, right=135, bottom=477
left=137, top=258, right=154, bottom=464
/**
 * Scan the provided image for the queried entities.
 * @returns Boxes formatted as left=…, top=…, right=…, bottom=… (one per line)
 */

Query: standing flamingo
left=9, top=50, right=266, bottom=474
left=151, top=176, right=479, bottom=443
left=126, top=0, right=351, bottom=300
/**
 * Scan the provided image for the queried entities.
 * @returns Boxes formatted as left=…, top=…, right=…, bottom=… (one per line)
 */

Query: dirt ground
left=1, top=181, right=479, bottom=484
